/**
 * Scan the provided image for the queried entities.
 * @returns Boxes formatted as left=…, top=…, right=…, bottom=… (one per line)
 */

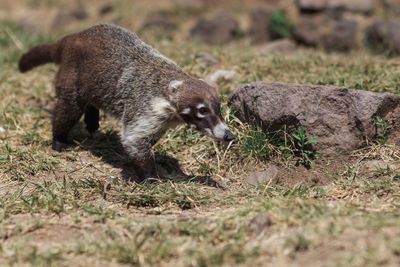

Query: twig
left=4, top=26, right=24, bottom=50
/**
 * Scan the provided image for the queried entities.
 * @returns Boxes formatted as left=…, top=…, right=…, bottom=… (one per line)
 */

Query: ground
left=0, top=0, right=400, bottom=266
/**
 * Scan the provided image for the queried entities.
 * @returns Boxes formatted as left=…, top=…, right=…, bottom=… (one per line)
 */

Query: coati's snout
left=176, top=80, right=235, bottom=142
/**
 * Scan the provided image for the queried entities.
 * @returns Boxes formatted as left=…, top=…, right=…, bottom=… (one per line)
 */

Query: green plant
left=269, top=9, right=294, bottom=40
left=291, top=126, right=319, bottom=169
left=239, top=123, right=284, bottom=161
left=376, top=116, right=392, bottom=145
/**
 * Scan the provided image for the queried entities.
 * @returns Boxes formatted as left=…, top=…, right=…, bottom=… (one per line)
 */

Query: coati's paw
left=52, top=139, right=75, bottom=152
left=144, top=177, right=162, bottom=184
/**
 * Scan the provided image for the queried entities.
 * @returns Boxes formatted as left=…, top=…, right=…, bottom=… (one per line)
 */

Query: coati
left=19, top=24, right=235, bottom=181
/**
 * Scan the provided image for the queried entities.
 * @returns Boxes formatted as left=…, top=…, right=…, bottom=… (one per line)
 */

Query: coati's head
left=168, top=79, right=235, bottom=142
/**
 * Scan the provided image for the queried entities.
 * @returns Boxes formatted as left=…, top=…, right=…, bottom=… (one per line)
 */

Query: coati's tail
left=18, top=43, right=59, bottom=72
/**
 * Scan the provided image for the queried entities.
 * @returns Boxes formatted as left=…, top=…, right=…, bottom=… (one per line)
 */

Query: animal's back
left=57, top=24, right=184, bottom=116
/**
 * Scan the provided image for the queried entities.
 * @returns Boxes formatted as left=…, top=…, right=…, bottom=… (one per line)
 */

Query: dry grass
left=0, top=1, right=400, bottom=266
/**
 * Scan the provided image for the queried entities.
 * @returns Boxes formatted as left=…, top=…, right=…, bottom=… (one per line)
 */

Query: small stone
left=190, top=14, right=240, bottom=44
left=298, top=0, right=327, bottom=13
left=99, top=4, right=114, bottom=16
left=366, top=20, right=400, bottom=55
left=140, top=17, right=175, bottom=31
left=205, top=70, right=238, bottom=86
left=195, top=52, right=219, bottom=66
left=245, top=166, right=279, bottom=187
left=259, top=39, right=297, bottom=54
left=362, top=160, right=400, bottom=172
left=321, top=19, right=357, bottom=51
left=248, top=8, right=273, bottom=43
left=247, top=212, right=273, bottom=236
left=70, top=4, right=88, bottom=20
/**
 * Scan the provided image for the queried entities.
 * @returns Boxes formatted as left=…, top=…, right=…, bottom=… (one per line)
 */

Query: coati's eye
left=199, top=107, right=209, bottom=115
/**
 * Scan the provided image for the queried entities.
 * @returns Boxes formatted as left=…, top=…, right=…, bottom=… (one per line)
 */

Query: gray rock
left=362, top=160, right=400, bottom=172
left=366, top=20, right=400, bottom=56
left=247, top=212, right=274, bottom=237
left=174, top=0, right=205, bottom=8
left=293, top=14, right=332, bottom=47
left=228, top=82, right=400, bottom=156
left=321, top=18, right=357, bottom=51
left=248, top=9, right=273, bottom=43
left=327, top=0, right=373, bottom=14
left=298, top=0, right=327, bottom=13
left=205, top=70, right=238, bottom=86
left=52, top=5, right=88, bottom=29
left=383, top=0, right=400, bottom=16
left=299, top=0, right=373, bottom=14
left=260, top=39, right=297, bottom=54
left=190, top=14, right=240, bottom=44
left=245, top=166, right=279, bottom=186
left=195, top=52, right=219, bottom=66
left=99, top=4, right=114, bottom=16
left=140, top=17, right=176, bottom=31
left=294, top=15, right=357, bottom=51
left=70, top=4, right=88, bottom=20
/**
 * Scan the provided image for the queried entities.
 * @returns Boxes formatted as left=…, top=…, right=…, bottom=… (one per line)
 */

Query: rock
left=174, top=0, right=205, bottom=8
left=52, top=5, right=89, bottom=29
left=247, top=212, right=274, bottom=237
left=362, top=160, right=400, bottom=172
left=248, top=9, right=273, bottom=43
left=383, top=0, right=400, bottom=16
left=298, top=0, right=327, bottom=13
left=99, top=4, right=114, bottom=16
left=140, top=17, right=176, bottom=31
left=205, top=70, right=238, bottom=86
left=70, top=4, right=88, bottom=20
left=259, top=39, right=297, bottom=53
left=190, top=14, right=240, bottom=44
left=293, top=14, right=332, bottom=47
left=366, top=20, right=400, bottom=56
left=327, top=0, right=373, bottom=15
left=228, top=82, right=400, bottom=156
left=195, top=52, right=219, bottom=66
left=294, top=15, right=357, bottom=51
left=245, top=166, right=279, bottom=187
left=321, top=18, right=357, bottom=51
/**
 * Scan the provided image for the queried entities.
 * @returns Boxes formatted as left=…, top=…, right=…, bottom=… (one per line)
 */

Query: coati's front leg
left=121, top=134, right=159, bottom=182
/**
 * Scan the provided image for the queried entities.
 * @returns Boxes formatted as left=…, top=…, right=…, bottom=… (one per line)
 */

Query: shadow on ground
left=69, top=122, right=222, bottom=187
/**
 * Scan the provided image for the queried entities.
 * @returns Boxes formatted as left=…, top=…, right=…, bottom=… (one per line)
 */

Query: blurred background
left=1, top=0, right=400, bottom=56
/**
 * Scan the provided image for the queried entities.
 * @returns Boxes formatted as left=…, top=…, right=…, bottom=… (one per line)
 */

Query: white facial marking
left=181, top=108, right=191, bottom=114
left=190, top=124, right=197, bottom=129
left=196, top=103, right=207, bottom=118
left=212, top=121, right=230, bottom=139
left=204, top=128, right=213, bottom=136
left=196, top=103, right=206, bottom=109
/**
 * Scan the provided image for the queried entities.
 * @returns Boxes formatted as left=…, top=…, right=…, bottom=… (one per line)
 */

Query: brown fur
left=18, top=24, right=234, bottom=181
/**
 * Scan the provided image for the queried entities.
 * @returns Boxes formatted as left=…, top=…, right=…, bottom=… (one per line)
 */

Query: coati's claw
left=145, top=177, right=162, bottom=184
left=52, top=138, right=75, bottom=152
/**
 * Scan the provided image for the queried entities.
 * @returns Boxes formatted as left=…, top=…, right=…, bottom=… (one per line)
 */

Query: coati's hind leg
left=84, top=105, right=99, bottom=136
left=52, top=99, right=85, bottom=152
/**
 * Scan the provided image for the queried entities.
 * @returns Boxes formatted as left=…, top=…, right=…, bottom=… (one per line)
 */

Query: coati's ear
left=168, top=80, right=183, bottom=104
